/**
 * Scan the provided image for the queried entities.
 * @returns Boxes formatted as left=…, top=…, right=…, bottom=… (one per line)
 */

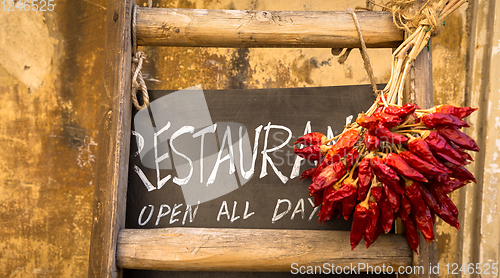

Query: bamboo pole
left=136, top=8, right=403, bottom=48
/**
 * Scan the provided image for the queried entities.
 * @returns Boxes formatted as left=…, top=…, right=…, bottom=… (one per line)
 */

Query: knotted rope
left=332, top=0, right=461, bottom=97
left=131, top=1, right=153, bottom=110
left=369, top=0, right=457, bottom=36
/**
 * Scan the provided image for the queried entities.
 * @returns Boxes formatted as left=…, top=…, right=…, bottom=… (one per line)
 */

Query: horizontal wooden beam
left=117, top=228, right=412, bottom=272
left=136, top=8, right=404, bottom=48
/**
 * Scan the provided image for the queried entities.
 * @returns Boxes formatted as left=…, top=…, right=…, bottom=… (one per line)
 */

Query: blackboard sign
left=124, top=85, right=387, bottom=277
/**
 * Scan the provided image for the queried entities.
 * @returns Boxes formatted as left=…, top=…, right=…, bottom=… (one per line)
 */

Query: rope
left=376, top=0, right=443, bottom=35
left=348, top=8, right=379, bottom=94
left=131, top=5, right=150, bottom=110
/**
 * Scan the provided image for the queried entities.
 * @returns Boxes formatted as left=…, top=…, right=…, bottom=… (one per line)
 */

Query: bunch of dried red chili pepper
left=294, top=102, right=478, bottom=252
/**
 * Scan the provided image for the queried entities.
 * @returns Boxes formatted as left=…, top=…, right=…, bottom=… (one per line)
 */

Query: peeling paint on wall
left=0, top=0, right=490, bottom=277
left=0, top=11, right=55, bottom=93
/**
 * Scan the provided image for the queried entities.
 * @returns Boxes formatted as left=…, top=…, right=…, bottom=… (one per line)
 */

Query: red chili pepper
left=366, top=222, right=384, bottom=249
left=443, top=161, right=476, bottom=183
left=314, top=189, right=324, bottom=207
left=350, top=203, right=371, bottom=250
left=318, top=201, right=336, bottom=225
left=327, top=180, right=357, bottom=202
left=309, top=161, right=347, bottom=196
left=357, top=158, right=374, bottom=201
left=364, top=200, right=381, bottom=248
left=401, top=196, right=412, bottom=217
left=417, top=182, right=460, bottom=230
left=435, top=104, right=478, bottom=119
left=312, top=161, right=327, bottom=182
left=294, top=132, right=326, bottom=145
left=403, top=179, right=427, bottom=212
left=398, top=210, right=419, bottom=253
left=436, top=127, right=479, bottom=152
left=436, top=203, right=460, bottom=230
left=371, top=183, right=383, bottom=202
left=407, top=137, right=451, bottom=173
left=423, top=131, right=466, bottom=166
left=363, top=131, right=380, bottom=151
left=373, top=112, right=403, bottom=129
left=430, top=209, right=436, bottom=226
left=384, top=103, right=419, bottom=118
left=300, top=167, right=316, bottom=181
left=293, top=145, right=322, bottom=161
left=372, top=157, right=404, bottom=195
left=422, top=112, right=470, bottom=129
left=318, top=186, right=337, bottom=224
left=429, top=182, right=459, bottom=217
left=378, top=193, right=395, bottom=233
left=323, top=186, right=334, bottom=202
left=321, top=129, right=360, bottom=166
left=443, top=199, right=458, bottom=218
left=442, top=178, right=468, bottom=194
left=416, top=183, right=439, bottom=211
left=454, top=147, right=474, bottom=162
left=356, top=115, right=380, bottom=131
left=384, top=153, right=428, bottom=182
left=399, top=151, right=447, bottom=177
left=373, top=126, right=409, bottom=145
left=345, top=148, right=360, bottom=169
left=412, top=205, right=435, bottom=243
left=342, top=193, right=358, bottom=220
left=374, top=105, right=385, bottom=114
left=383, top=185, right=400, bottom=212
left=298, top=132, right=325, bottom=146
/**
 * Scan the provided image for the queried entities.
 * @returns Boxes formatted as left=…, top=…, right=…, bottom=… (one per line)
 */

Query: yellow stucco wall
left=1, top=0, right=497, bottom=277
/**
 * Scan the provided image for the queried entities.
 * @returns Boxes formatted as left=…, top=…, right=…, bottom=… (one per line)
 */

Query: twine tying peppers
left=294, top=0, right=470, bottom=252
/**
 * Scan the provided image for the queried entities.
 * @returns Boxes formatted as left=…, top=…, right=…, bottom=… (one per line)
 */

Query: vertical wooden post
left=403, top=0, right=438, bottom=273
left=409, top=40, right=434, bottom=108
left=408, top=38, right=438, bottom=278
left=88, top=0, right=135, bottom=277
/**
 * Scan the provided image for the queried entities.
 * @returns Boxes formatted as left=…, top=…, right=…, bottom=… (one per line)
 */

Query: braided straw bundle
left=363, top=0, right=467, bottom=115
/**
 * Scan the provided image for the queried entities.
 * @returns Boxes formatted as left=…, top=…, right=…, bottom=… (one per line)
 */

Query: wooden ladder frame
left=88, top=0, right=437, bottom=277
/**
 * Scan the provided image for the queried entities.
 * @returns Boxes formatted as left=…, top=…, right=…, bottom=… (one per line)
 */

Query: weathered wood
left=116, top=228, right=412, bottom=272
left=409, top=39, right=434, bottom=109
left=407, top=38, right=438, bottom=278
left=136, top=8, right=403, bottom=48
left=88, top=0, right=135, bottom=277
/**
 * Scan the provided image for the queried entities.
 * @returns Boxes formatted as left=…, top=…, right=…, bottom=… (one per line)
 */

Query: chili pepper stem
left=375, top=152, right=387, bottom=158
left=323, top=133, right=342, bottom=144
left=349, top=146, right=366, bottom=177
left=359, top=197, right=370, bottom=209
left=416, top=109, right=433, bottom=113
left=398, top=115, right=415, bottom=127
left=396, top=123, right=426, bottom=130
left=333, top=173, right=350, bottom=190
left=399, top=129, right=425, bottom=135
left=391, top=144, right=403, bottom=154
left=379, top=92, right=390, bottom=107
left=362, top=176, right=379, bottom=204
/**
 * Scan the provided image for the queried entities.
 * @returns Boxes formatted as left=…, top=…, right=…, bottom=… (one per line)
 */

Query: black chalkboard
left=124, top=85, right=385, bottom=277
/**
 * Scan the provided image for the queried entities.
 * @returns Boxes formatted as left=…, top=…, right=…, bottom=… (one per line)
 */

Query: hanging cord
left=337, top=8, right=379, bottom=95
left=131, top=4, right=151, bottom=110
